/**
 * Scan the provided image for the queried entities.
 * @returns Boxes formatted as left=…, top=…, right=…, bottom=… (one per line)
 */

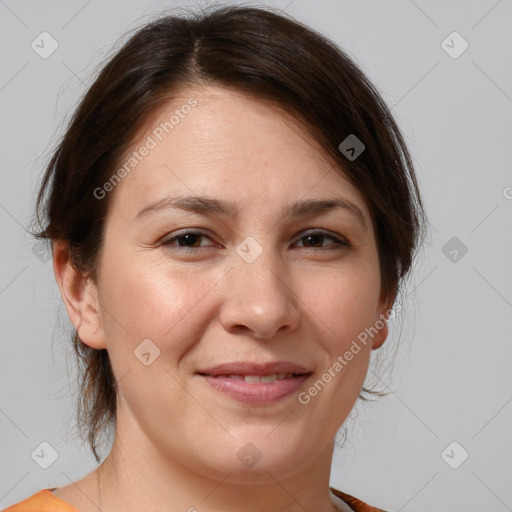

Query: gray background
left=1, top=1, right=511, bottom=511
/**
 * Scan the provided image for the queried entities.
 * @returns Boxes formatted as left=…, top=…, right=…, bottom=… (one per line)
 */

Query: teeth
left=213, top=373, right=296, bottom=382
left=244, top=373, right=294, bottom=383
left=220, top=374, right=243, bottom=380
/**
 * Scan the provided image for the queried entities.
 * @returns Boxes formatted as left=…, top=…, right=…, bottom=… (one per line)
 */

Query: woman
left=4, top=5, right=426, bottom=512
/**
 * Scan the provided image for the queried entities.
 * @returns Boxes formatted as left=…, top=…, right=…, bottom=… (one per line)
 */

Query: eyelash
left=160, top=228, right=350, bottom=253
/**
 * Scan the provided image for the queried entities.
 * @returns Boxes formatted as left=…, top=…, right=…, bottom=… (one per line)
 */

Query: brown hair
left=33, top=4, right=427, bottom=462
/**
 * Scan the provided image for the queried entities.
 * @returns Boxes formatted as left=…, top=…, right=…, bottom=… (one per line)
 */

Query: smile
left=198, top=372, right=312, bottom=404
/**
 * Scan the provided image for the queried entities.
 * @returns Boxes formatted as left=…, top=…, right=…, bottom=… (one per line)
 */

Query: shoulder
left=2, top=489, right=79, bottom=512
left=330, top=487, right=391, bottom=512
left=5, top=487, right=387, bottom=512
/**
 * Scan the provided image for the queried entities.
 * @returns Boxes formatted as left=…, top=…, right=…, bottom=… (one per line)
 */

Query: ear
left=371, top=289, right=396, bottom=351
left=52, top=240, right=106, bottom=350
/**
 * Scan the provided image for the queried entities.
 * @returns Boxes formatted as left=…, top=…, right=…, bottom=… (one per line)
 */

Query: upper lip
left=197, top=361, right=311, bottom=376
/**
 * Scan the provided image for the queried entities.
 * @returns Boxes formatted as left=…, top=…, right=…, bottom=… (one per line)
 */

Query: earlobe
left=371, top=321, right=388, bottom=350
left=52, top=240, right=106, bottom=350
left=371, top=292, right=394, bottom=351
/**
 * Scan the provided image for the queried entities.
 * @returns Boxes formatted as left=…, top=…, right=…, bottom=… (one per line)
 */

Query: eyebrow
left=134, top=195, right=367, bottom=228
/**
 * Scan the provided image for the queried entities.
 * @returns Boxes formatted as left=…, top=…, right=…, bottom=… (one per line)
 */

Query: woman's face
left=77, top=85, right=391, bottom=481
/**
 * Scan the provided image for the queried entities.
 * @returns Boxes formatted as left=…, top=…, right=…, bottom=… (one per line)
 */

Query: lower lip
left=199, top=374, right=311, bottom=404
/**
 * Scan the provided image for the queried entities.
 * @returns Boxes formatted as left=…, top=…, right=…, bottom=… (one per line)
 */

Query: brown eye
left=161, top=230, right=215, bottom=250
left=174, top=233, right=204, bottom=247
left=294, top=230, right=348, bottom=250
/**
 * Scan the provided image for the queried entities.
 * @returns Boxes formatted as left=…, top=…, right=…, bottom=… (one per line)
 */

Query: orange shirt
left=330, top=488, right=388, bottom=512
left=3, top=487, right=387, bottom=512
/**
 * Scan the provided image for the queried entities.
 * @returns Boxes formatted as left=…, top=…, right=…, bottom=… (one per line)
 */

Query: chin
left=195, top=432, right=311, bottom=483
left=207, top=455, right=305, bottom=485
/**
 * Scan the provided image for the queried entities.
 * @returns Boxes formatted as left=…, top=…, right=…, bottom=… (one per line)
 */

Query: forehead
left=107, top=85, right=370, bottom=218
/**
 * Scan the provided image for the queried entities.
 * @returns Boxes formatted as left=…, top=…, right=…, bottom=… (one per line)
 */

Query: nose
left=218, top=248, right=301, bottom=339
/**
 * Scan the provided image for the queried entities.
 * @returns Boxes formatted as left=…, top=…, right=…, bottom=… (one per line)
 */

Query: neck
left=97, top=421, right=340, bottom=512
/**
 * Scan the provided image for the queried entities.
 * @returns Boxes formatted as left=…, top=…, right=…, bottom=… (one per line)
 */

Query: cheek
left=298, top=259, right=382, bottom=347
left=295, top=259, right=381, bottom=408
left=297, top=272, right=378, bottom=416
left=96, top=250, right=222, bottom=364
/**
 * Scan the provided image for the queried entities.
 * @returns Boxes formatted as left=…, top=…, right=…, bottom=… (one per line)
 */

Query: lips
left=197, top=361, right=312, bottom=404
